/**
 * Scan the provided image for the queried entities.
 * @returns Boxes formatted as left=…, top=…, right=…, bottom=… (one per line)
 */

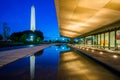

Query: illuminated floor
left=73, top=45, right=120, bottom=71
left=57, top=51, right=120, bottom=80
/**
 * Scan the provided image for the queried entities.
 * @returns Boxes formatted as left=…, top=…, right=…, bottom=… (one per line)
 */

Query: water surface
left=0, top=44, right=70, bottom=80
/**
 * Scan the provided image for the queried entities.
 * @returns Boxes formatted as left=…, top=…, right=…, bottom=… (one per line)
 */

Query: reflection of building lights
left=113, top=55, right=118, bottom=58
left=91, top=50, right=94, bottom=52
left=99, top=52, right=103, bottom=54
left=75, top=40, right=78, bottom=42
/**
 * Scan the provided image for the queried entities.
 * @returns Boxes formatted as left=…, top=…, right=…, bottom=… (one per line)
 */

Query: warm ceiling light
left=77, top=0, right=111, bottom=10
left=61, top=31, right=79, bottom=36
left=55, top=0, right=120, bottom=38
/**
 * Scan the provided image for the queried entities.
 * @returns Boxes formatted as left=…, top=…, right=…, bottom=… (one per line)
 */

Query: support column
left=97, top=34, right=98, bottom=48
left=83, top=37, right=86, bottom=46
left=100, top=33, right=101, bottom=48
left=84, top=37, right=86, bottom=46
left=92, top=35, right=94, bottom=46
left=104, top=33, right=105, bottom=49
left=115, top=30, right=117, bottom=50
left=108, top=31, right=110, bottom=49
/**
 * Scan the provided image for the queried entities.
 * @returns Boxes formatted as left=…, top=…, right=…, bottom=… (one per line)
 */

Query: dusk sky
left=0, top=0, right=60, bottom=40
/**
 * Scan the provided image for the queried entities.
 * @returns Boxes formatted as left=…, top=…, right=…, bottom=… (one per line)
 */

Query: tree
left=20, top=34, right=27, bottom=42
left=34, top=30, right=44, bottom=40
left=66, top=39, right=70, bottom=43
left=10, top=32, right=23, bottom=41
left=37, top=37, right=41, bottom=42
left=49, top=40, right=52, bottom=43
left=10, top=30, right=44, bottom=43
left=0, top=34, right=3, bottom=40
left=22, top=30, right=44, bottom=42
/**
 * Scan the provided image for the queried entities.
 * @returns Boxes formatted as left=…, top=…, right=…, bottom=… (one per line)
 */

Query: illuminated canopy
left=54, top=0, right=120, bottom=38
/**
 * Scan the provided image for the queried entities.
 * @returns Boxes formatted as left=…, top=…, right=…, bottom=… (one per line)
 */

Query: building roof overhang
left=54, top=0, right=120, bottom=38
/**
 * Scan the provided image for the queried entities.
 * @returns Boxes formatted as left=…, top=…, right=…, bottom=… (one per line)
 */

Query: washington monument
left=30, top=5, right=36, bottom=31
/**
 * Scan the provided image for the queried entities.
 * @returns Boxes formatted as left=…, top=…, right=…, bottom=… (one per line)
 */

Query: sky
left=0, top=0, right=60, bottom=40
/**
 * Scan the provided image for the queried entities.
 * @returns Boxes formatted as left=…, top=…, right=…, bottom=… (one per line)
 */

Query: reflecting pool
left=0, top=44, right=70, bottom=80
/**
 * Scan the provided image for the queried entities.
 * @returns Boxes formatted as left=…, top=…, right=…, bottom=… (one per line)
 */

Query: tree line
left=0, top=29, right=44, bottom=43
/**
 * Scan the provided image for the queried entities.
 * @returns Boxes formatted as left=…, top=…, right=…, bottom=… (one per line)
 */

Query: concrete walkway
left=0, top=44, right=53, bottom=67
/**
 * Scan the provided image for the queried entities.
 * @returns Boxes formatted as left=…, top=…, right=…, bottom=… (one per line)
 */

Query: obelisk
left=30, top=5, right=36, bottom=31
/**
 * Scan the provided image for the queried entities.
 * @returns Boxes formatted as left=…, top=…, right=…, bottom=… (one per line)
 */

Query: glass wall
left=93, top=35, right=97, bottom=48
left=116, top=30, right=120, bottom=49
left=101, top=33, right=104, bottom=48
left=86, top=36, right=93, bottom=46
left=105, top=32, right=108, bottom=49
left=98, top=34, right=100, bottom=48
left=88, top=30, right=120, bottom=50
left=110, top=31, right=115, bottom=50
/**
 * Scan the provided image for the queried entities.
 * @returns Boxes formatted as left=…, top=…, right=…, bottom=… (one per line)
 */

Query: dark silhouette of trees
left=66, top=39, right=70, bottom=43
left=10, top=30, right=44, bottom=43
left=0, top=34, right=3, bottom=40
left=34, top=30, right=44, bottom=40
left=10, top=32, right=23, bottom=41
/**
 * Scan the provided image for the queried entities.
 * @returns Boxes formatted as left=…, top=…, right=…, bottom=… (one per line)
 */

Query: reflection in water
left=30, top=55, right=35, bottom=80
left=34, top=50, right=44, bottom=56
left=0, top=45, right=69, bottom=80
left=30, top=50, right=44, bottom=80
left=58, top=50, right=120, bottom=80
left=55, top=44, right=70, bottom=52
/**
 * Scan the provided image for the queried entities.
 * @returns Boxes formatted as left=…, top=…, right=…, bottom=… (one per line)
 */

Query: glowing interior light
left=99, top=52, right=103, bottom=54
left=113, top=55, right=118, bottom=58
left=91, top=50, right=94, bottom=52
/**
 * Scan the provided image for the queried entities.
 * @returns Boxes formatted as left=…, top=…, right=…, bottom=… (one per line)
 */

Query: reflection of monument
left=30, top=5, right=36, bottom=31
left=30, top=50, right=44, bottom=80
left=30, top=55, right=35, bottom=80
